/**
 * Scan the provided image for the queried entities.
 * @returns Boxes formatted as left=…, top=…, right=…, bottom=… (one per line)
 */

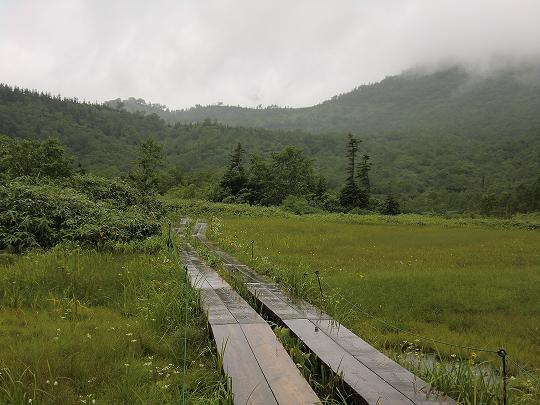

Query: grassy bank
left=0, top=246, right=230, bottom=404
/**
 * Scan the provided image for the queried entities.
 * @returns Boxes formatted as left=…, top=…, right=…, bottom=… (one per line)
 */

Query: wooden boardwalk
left=192, top=220, right=456, bottom=405
left=178, top=221, right=320, bottom=405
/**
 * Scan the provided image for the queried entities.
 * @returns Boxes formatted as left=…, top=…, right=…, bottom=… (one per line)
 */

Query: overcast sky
left=1, top=0, right=539, bottom=108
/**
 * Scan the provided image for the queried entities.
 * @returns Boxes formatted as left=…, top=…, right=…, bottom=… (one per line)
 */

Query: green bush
left=280, top=195, right=322, bottom=215
left=0, top=179, right=161, bottom=253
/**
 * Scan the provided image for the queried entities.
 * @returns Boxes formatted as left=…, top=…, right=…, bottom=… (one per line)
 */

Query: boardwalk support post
left=498, top=348, right=507, bottom=405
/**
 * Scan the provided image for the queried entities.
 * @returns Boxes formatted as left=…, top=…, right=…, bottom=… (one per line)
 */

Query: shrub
left=0, top=179, right=161, bottom=253
left=280, top=195, right=322, bottom=215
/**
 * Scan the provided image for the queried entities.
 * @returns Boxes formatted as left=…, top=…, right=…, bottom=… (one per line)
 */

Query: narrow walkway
left=193, top=220, right=456, bottom=405
left=177, top=220, right=320, bottom=405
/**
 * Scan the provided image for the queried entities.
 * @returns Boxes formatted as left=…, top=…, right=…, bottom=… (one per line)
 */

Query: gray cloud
left=1, top=0, right=539, bottom=108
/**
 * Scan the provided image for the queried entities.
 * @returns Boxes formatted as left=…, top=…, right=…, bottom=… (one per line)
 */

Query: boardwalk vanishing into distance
left=176, top=219, right=320, bottom=405
left=191, top=220, right=457, bottom=405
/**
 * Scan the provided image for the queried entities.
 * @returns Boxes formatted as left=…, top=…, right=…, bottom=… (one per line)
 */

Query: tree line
left=1, top=83, right=538, bottom=216
left=213, top=134, right=400, bottom=215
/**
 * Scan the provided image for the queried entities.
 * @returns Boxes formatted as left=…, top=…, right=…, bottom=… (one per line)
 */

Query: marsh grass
left=208, top=215, right=540, bottom=404
left=193, top=241, right=356, bottom=405
left=0, top=244, right=231, bottom=404
left=273, top=326, right=356, bottom=404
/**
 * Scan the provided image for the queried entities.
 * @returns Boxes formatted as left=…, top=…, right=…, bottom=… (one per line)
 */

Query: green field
left=0, top=247, right=230, bottom=404
left=209, top=215, right=540, bottom=374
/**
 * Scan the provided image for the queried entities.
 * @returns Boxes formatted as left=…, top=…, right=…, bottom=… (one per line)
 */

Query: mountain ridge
left=1, top=62, right=539, bottom=213
left=106, top=64, right=540, bottom=136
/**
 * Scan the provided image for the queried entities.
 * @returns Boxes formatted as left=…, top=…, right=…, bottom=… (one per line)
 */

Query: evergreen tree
left=268, top=146, right=315, bottom=205
left=219, top=143, right=247, bottom=198
left=480, top=194, right=496, bottom=216
left=314, top=175, right=327, bottom=199
left=339, top=134, right=368, bottom=210
left=358, top=154, right=371, bottom=195
left=130, top=138, right=164, bottom=193
left=382, top=194, right=400, bottom=215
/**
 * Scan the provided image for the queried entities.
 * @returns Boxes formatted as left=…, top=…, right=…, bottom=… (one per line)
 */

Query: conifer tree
left=130, top=138, right=164, bottom=194
left=339, top=134, right=368, bottom=210
left=382, top=194, right=400, bottom=215
left=219, top=143, right=247, bottom=198
left=358, top=154, right=371, bottom=195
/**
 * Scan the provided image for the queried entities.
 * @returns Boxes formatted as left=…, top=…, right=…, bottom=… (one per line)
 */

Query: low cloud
left=1, top=0, right=539, bottom=108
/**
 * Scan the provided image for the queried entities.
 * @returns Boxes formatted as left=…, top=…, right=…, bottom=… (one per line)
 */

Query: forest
left=1, top=63, right=539, bottom=215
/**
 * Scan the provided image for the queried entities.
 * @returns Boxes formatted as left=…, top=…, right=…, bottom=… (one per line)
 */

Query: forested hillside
left=109, top=65, right=540, bottom=136
left=1, top=63, right=539, bottom=213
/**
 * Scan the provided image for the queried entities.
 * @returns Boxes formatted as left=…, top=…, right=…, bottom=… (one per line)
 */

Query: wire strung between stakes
left=506, top=357, right=540, bottom=384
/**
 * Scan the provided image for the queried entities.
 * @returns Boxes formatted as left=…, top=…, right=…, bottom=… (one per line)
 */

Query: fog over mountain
left=1, top=0, right=540, bottom=108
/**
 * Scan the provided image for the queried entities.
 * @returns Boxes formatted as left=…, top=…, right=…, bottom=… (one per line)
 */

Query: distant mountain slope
left=1, top=64, right=539, bottom=213
left=108, top=65, right=540, bottom=136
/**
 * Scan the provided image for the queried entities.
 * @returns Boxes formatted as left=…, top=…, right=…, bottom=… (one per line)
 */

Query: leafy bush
left=166, top=198, right=290, bottom=218
left=67, top=174, right=141, bottom=207
left=0, top=179, right=161, bottom=253
left=280, top=195, right=322, bottom=215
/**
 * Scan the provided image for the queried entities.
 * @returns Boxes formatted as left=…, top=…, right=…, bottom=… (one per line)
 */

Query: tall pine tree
left=339, top=134, right=368, bottom=210
left=219, top=143, right=247, bottom=198
left=358, top=154, right=371, bottom=196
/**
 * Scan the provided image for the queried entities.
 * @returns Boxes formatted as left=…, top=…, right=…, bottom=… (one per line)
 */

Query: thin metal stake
left=167, top=222, right=172, bottom=248
left=251, top=240, right=254, bottom=259
left=314, top=270, right=324, bottom=299
left=498, top=348, right=507, bottom=405
left=314, top=271, right=324, bottom=332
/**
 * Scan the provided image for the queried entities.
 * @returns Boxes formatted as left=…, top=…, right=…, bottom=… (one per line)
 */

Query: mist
left=1, top=0, right=539, bottom=108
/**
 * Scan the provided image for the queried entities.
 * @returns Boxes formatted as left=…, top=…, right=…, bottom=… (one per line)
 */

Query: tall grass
left=207, top=215, right=540, bottom=404
left=0, top=244, right=231, bottom=404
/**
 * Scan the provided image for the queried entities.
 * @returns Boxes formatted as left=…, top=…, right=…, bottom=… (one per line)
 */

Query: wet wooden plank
left=314, top=320, right=455, bottom=404
left=182, top=233, right=320, bottom=404
left=211, top=323, right=278, bottom=405
left=241, top=323, right=321, bottom=405
left=213, top=287, right=266, bottom=324
left=284, top=318, right=412, bottom=405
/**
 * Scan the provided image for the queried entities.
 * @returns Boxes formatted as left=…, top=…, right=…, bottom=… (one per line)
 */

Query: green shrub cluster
left=166, top=198, right=290, bottom=219
left=0, top=178, right=162, bottom=253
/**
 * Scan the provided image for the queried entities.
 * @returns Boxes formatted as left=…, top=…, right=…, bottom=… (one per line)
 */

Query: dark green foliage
left=217, top=143, right=247, bottom=199
left=479, top=176, right=540, bottom=217
left=266, top=146, right=316, bottom=205
left=339, top=134, right=369, bottom=210
left=358, top=154, right=371, bottom=195
left=125, top=65, right=540, bottom=138
left=0, top=135, right=73, bottom=178
left=339, top=181, right=363, bottom=211
left=2, top=66, right=540, bottom=215
left=215, top=145, right=319, bottom=206
left=0, top=179, right=161, bottom=253
left=382, top=195, right=401, bottom=215
left=68, top=174, right=141, bottom=207
left=280, top=195, right=322, bottom=215
left=105, top=67, right=540, bottom=214
left=129, top=138, right=165, bottom=193
left=0, top=136, right=163, bottom=253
